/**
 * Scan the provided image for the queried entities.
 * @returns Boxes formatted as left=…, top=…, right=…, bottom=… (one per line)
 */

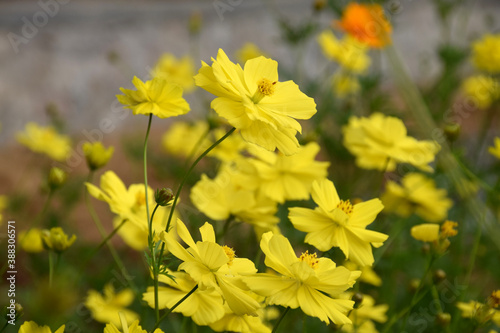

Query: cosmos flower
left=16, top=122, right=72, bottom=162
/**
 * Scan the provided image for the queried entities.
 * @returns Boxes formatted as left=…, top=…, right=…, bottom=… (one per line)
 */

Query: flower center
left=337, top=199, right=354, bottom=217
left=251, top=78, right=277, bottom=103
left=299, top=250, right=319, bottom=269
left=222, top=245, right=235, bottom=266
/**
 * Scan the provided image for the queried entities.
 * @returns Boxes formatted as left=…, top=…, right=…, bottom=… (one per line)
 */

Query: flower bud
left=83, top=141, right=114, bottom=171
left=436, top=312, right=451, bottom=326
left=352, top=292, right=364, bottom=309
left=409, top=278, right=421, bottom=293
left=433, top=269, right=447, bottom=284
left=48, top=167, right=67, bottom=190
left=444, top=123, right=461, bottom=143
left=188, top=11, right=202, bottom=35
left=41, top=227, right=76, bottom=253
left=155, top=188, right=174, bottom=206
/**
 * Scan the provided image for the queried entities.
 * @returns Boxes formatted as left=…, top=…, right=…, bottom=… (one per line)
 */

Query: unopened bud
left=155, top=188, right=174, bottom=206
left=436, top=312, right=451, bottom=326
left=433, top=269, right=447, bottom=284
left=352, top=292, right=364, bottom=309
left=444, top=123, right=461, bottom=143
left=409, top=278, right=421, bottom=293
left=48, top=167, right=67, bottom=190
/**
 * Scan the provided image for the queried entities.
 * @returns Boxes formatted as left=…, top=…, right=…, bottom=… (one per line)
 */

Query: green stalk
left=152, top=285, right=199, bottom=332
left=48, top=251, right=54, bottom=287
left=272, top=307, right=291, bottom=333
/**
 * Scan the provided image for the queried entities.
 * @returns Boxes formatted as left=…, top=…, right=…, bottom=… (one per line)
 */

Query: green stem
left=144, top=114, right=153, bottom=241
left=272, top=307, right=291, bottom=333
left=373, top=218, right=405, bottom=266
left=217, top=215, right=235, bottom=242
left=48, top=251, right=54, bottom=287
left=152, top=285, right=199, bottom=332
left=87, top=219, right=127, bottom=259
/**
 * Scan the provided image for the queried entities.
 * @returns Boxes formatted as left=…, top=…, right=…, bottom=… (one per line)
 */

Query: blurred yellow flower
left=244, top=232, right=360, bottom=325
left=41, top=227, right=76, bottom=253
left=236, top=42, right=268, bottom=64
left=194, top=49, right=317, bottom=155
left=472, top=34, right=500, bottom=74
left=143, top=270, right=225, bottom=325
left=336, top=3, right=392, bottom=48
left=333, top=72, right=361, bottom=97
left=410, top=224, right=440, bottom=242
left=457, top=300, right=500, bottom=326
left=19, top=228, right=44, bottom=253
left=340, top=293, right=388, bottom=332
left=489, top=137, right=500, bottom=159
left=381, top=173, right=453, bottom=223
left=85, top=283, right=139, bottom=328
left=162, top=121, right=210, bottom=158
left=342, top=113, right=440, bottom=172
left=462, top=75, right=499, bottom=110
left=151, top=53, right=196, bottom=92
left=209, top=298, right=273, bottom=333
left=103, top=313, right=164, bottom=333
left=117, top=76, right=190, bottom=118
left=318, top=31, right=370, bottom=73
left=83, top=141, right=114, bottom=171
left=289, top=178, right=387, bottom=266
left=161, top=219, right=261, bottom=316
left=18, top=321, right=65, bottom=333
left=16, top=122, right=71, bottom=162
left=47, top=167, right=67, bottom=190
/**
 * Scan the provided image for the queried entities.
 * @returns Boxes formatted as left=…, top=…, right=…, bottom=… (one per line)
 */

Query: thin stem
left=87, top=219, right=127, bottom=259
left=152, top=285, right=199, bottom=332
left=272, top=307, right=291, bottom=333
left=144, top=114, right=153, bottom=241
left=48, top=251, right=54, bottom=287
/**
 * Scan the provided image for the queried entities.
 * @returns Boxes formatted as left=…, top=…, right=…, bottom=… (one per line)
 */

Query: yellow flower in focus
left=117, top=76, right=190, bottom=118
left=143, top=270, right=225, bottom=325
left=236, top=42, right=268, bottom=64
left=18, top=321, right=65, bottom=333
left=83, top=141, right=114, bottom=171
left=462, top=75, right=499, bottom=110
left=489, top=137, right=500, bottom=159
left=194, top=49, right=317, bottom=155
left=333, top=72, right=361, bottom=98
left=336, top=3, right=392, bottom=48
left=340, top=293, right=388, bottom=332
left=151, top=54, right=196, bottom=92
left=161, top=219, right=261, bottom=316
left=381, top=173, right=453, bottom=223
left=103, top=313, right=164, bottom=333
left=289, top=179, right=387, bottom=266
left=342, top=113, right=440, bottom=172
left=16, top=122, right=71, bottom=162
left=19, top=228, right=44, bottom=253
left=317, top=31, right=370, bottom=73
left=41, top=227, right=76, bottom=253
left=85, top=284, right=139, bottom=328
left=472, top=34, right=500, bottom=74
left=247, top=142, right=330, bottom=203
left=244, top=232, right=360, bottom=325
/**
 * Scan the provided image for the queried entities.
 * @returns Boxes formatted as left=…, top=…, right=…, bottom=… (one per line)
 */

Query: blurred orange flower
left=336, top=3, right=392, bottom=48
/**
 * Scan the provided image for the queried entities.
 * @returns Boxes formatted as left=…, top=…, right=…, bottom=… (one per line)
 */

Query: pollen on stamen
left=222, top=245, right=235, bottom=267
left=257, top=78, right=277, bottom=96
left=299, top=250, right=319, bottom=269
left=337, top=199, right=354, bottom=217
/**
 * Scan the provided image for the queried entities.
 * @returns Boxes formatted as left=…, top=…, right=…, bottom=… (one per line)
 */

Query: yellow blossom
left=236, top=42, right=268, bottom=64
left=410, top=224, right=440, bottom=242
left=83, top=141, right=114, bottom=171
left=317, top=30, right=370, bottom=73
left=381, top=173, right=453, bottom=223
left=41, top=227, right=76, bottom=253
left=117, top=76, right=190, bottom=118
left=84, top=283, right=139, bottom=328
left=489, top=137, right=500, bottom=159
left=103, top=313, right=164, bottom=333
left=333, top=72, right=361, bottom=97
left=162, top=121, right=210, bottom=158
left=457, top=300, right=500, bottom=326
left=289, top=178, right=387, bottom=266
left=462, top=75, right=499, bottom=109
left=472, top=34, right=500, bottom=74
left=19, top=228, right=44, bottom=253
left=194, top=49, right=317, bottom=155
left=244, top=232, right=361, bottom=325
left=161, top=219, right=261, bottom=316
left=151, top=53, right=196, bottom=92
left=340, top=293, right=388, bottom=332
left=16, top=122, right=71, bottom=162
left=343, top=113, right=440, bottom=172
left=18, top=321, right=65, bottom=333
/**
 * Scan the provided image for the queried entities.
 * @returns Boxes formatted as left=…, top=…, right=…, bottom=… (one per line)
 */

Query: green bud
left=83, top=141, right=114, bottom=171
left=436, top=312, right=451, bottom=326
left=48, top=167, right=67, bottom=190
left=41, top=227, right=76, bottom=253
left=433, top=269, right=447, bottom=284
left=444, top=123, right=461, bottom=143
left=155, top=188, right=174, bottom=206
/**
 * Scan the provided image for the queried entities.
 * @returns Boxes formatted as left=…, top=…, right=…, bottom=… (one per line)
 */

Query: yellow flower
left=236, top=42, right=268, bottom=64
left=332, top=72, right=361, bottom=97
left=48, top=167, right=67, bottom=190
left=244, top=232, right=360, bottom=325
left=83, top=141, right=114, bottom=171
left=246, top=142, right=330, bottom=203
left=143, top=270, right=225, bottom=325
left=489, top=137, right=500, bottom=159
left=462, top=75, right=499, bottom=110
left=381, top=173, right=453, bottom=223
left=41, top=227, right=76, bottom=253
left=336, top=3, right=392, bottom=48
left=117, top=76, right=190, bottom=118
left=16, top=122, right=71, bottom=162
left=151, top=53, right=196, bottom=92
left=342, top=112, right=440, bottom=172
left=344, top=261, right=382, bottom=287
left=411, top=224, right=440, bottom=242
left=19, top=228, right=44, bottom=253
left=340, top=293, right=388, bottom=332
left=161, top=219, right=261, bottom=316
left=411, top=221, right=458, bottom=253
left=457, top=300, right=500, bottom=326
left=209, top=298, right=273, bottom=333
left=472, top=34, right=500, bottom=74
left=18, top=321, right=65, bottom=333
left=289, top=179, right=387, bottom=266
left=103, top=313, right=164, bottom=333
left=162, top=121, right=211, bottom=158
left=194, top=49, right=317, bottom=155
left=317, top=31, right=370, bottom=73
left=86, top=171, right=176, bottom=250
left=84, top=283, right=139, bottom=328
